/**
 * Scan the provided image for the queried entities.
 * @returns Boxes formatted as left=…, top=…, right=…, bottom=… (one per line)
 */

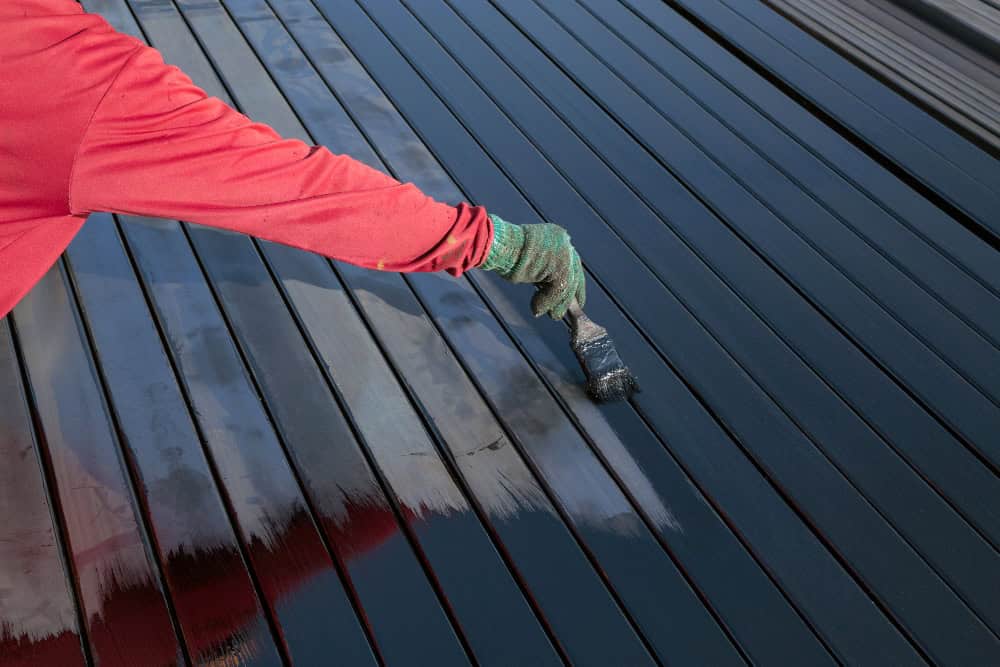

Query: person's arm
left=69, top=43, right=585, bottom=317
left=68, top=46, right=491, bottom=276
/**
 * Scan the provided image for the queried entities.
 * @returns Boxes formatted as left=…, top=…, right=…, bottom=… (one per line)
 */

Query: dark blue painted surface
left=4, top=0, right=1000, bottom=664
left=673, top=0, right=1000, bottom=241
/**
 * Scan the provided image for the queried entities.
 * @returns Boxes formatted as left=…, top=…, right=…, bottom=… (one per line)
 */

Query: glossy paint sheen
left=65, top=211, right=285, bottom=666
left=6, top=0, right=1000, bottom=664
left=120, top=212, right=377, bottom=666
left=454, top=0, right=998, bottom=659
left=682, top=0, right=1000, bottom=238
left=330, top=3, right=744, bottom=664
left=0, top=320, right=86, bottom=667
left=225, top=1, right=705, bottom=663
left=509, top=0, right=1000, bottom=631
left=13, top=263, right=184, bottom=666
left=382, top=3, right=853, bottom=659
left=299, top=0, right=904, bottom=661
left=580, top=0, right=1000, bottom=546
left=624, top=0, right=1000, bottom=296
left=251, top=3, right=659, bottom=658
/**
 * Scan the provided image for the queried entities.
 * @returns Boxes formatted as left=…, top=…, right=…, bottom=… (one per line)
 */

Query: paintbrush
left=565, top=299, right=640, bottom=403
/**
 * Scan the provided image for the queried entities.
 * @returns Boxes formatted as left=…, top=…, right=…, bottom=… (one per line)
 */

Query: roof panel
left=4, top=0, right=1000, bottom=664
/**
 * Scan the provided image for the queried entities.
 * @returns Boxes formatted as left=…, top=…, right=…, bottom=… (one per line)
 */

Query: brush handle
left=565, top=299, right=585, bottom=326
left=565, top=299, right=606, bottom=343
left=566, top=298, right=591, bottom=330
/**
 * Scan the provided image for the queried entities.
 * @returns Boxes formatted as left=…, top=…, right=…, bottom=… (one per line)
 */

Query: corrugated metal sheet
left=2, top=0, right=999, bottom=664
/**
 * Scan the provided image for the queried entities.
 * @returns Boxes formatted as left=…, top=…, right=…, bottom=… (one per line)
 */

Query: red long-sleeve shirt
left=0, top=0, right=494, bottom=319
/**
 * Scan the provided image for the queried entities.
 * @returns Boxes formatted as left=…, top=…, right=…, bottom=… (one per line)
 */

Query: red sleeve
left=68, top=46, right=493, bottom=276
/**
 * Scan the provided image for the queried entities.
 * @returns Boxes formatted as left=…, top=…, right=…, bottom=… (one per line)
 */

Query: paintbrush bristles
left=566, top=301, right=639, bottom=403
left=585, top=367, right=641, bottom=404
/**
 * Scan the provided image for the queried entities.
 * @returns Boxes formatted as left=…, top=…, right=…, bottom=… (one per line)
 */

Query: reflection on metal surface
left=231, top=0, right=675, bottom=535
left=0, top=320, right=85, bottom=667
left=65, top=214, right=284, bottom=665
left=13, top=264, right=184, bottom=667
left=9, top=0, right=997, bottom=661
left=277, top=0, right=722, bottom=656
left=421, top=272, right=679, bottom=536
left=113, top=212, right=375, bottom=664
left=103, top=0, right=474, bottom=659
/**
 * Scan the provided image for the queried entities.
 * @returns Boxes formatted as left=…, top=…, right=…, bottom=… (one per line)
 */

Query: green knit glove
left=480, top=215, right=586, bottom=319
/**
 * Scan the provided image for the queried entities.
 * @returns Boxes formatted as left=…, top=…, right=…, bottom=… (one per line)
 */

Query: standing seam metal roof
left=2, top=0, right=999, bottom=664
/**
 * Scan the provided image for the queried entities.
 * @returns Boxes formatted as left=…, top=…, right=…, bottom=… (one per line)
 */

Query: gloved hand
left=479, top=214, right=586, bottom=319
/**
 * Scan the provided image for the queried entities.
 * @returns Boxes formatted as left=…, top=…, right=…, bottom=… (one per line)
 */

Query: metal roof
left=3, top=0, right=999, bottom=664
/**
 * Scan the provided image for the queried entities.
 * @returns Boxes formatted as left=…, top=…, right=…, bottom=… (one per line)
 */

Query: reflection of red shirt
left=2, top=468, right=403, bottom=666
left=0, top=0, right=494, bottom=319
